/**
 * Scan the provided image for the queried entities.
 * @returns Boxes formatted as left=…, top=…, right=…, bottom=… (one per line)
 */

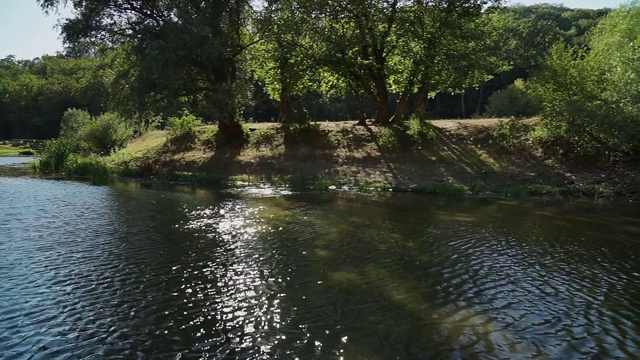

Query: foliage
left=324, top=131, right=347, bottom=149
left=64, top=154, right=111, bottom=178
left=201, top=126, right=220, bottom=150
left=60, top=108, right=92, bottom=139
left=166, top=110, right=202, bottom=147
left=19, top=149, right=36, bottom=156
left=376, top=127, right=401, bottom=151
left=406, top=116, right=436, bottom=143
left=502, top=184, right=560, bottom=198
left=249, top=0, right=316, bottom=123
left=491, top=119, right=530, bottom=149
left=252, top=128, right=279, bottom=147
left=59, top=108, right=133, bottom=155
left=283, top=122, right=322, bottom=147
left=39, top=0, right=253, bottom=141
left=412, top=183, right=469, bottom=196
left=35, top=138, right=75, bottom=174
left=0, top=2, right=611, bottom=141
left=79, top=112, right=133, bottom=155
left=0, top=54, right=110, bottom=139
left=485, top=79, right=541, bottom=118
left=533, top=3, right=640, bottom=158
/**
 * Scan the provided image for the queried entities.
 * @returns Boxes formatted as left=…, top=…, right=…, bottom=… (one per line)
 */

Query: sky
left=0, top=0, right=627, bottom=60
left=0, top=0, right=73, bottom=59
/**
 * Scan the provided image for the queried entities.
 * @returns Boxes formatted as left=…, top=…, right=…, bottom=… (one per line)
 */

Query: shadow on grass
left=119, top=121, right=575, bottom=196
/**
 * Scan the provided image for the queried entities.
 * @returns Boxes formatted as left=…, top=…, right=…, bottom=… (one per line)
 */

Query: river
left=1, top=156, right=640, bottom=359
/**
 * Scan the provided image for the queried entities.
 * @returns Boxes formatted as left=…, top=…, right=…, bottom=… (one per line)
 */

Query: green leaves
left=533, top=4, right=640, bottom=157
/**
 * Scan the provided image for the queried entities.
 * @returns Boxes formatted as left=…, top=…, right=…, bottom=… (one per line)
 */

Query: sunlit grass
left=0, top=144, right=30, bottom=155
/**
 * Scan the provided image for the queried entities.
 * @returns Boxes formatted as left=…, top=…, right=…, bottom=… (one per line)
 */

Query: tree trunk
left=375, top=100, right=391, bottom=125
left=390, top=92, right=409, bottom=123
left=217, top=105, right=243, bottom=141
left=278, top=89, right=292, bottom=124
left=460, top=92, right=466, bottom=119
left=415, top=85, right=429, bottom=116
left=475, top=85, right=484, bottom=116
left=355, top=94, right=367, bottom=125
left=373, top=78, right=391, bottom=125
left=218, top=118, right=243, bottom=140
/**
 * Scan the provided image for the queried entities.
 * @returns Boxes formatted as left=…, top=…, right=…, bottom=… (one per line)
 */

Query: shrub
left=35, top=138, right=75, bottom=174
left=252, top=128, right=279, bottom=147
left=485, top=79, right=541, bottom=118
left=201, top=126, right=219, bottom=149
left=325, top=131, right=346, bottom=148
left=64, top=155, right=111, bottom=178
left=376, top=127, right=401, bottom=151
left=531, top=6, right=640, bottom=158
left=284, top=122, right=322, bottom=146
left=167, top=110, right=202, bottom=146
left=406, top=116, right=436, bottom=143
left=59, top=109, right=133, bottom=155
left=80, top=112, right=133, bottom=155
left=491, top=119, right=529, bottom=148
left=528, top=120, right=597, bottom=158
left=60, top=108, right=91, bottom=140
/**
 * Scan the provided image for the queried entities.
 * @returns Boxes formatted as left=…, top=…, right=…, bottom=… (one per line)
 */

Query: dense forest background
left=2, top=1, right=637, bottom=159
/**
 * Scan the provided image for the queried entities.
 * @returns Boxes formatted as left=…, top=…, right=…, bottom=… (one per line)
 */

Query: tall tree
left=393, top=1, right=503, bottom=119
left=307, top=0, right=402, bottom=124
left=39, top=0, right=254, bottom=140
left=250, top=0, right=316, bottom=123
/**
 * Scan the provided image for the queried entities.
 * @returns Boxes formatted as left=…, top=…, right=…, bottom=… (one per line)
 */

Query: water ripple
left=2, top=180, right=640, bottom=359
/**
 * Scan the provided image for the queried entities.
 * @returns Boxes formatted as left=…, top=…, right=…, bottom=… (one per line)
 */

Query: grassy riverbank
left=37, top=118, right=640, bottom=200
left=0, top=144, right=33, bottom=156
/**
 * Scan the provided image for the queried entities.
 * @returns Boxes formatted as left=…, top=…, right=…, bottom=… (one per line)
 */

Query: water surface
left=1, top=171, right=639, bottom=359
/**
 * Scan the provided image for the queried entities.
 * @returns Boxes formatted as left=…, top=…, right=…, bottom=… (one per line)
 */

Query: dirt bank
left=109, top=119, right=639, bottom=198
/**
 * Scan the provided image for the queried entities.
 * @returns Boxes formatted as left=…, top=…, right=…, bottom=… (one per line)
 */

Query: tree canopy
left=0, top=0, right=619, bottom=154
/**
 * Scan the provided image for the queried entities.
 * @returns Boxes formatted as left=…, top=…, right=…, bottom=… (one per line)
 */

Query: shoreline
left=26, top=119, right=640, bottom=201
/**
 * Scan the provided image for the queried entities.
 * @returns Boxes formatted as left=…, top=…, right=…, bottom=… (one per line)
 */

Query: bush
left=35, top=138, right=75, bottom=174
left=59, top=109, right=133, bottom=155
left=284, top=122, right=322, bottom=146
left=64, top=155, right=111, bottom=178
left=167, top=110, right=202, bottom=146
left=376, top=127, right=401, bottom=151
left=60, top=108, right=91, bottom=140
left=80, top=112, right=133, bottom=155
left=491, top=119, right=529, bottom=148
left=201, top=126, right=219, bottom=149
left=406, top=116, right=436, bottom=143
left=528, top=120, right=597, bottom=158
left=252, top=128, right=279, bottom=147
left=530, top=5, right=640, bottom=159
left=485, top=79, right=541, bottom=118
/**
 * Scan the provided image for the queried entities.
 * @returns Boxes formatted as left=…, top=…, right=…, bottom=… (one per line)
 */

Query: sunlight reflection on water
left=179, top=200, right=289, bottom=356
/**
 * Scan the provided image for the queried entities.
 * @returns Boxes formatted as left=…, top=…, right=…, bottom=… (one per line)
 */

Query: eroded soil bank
left=106, top=119, right=640, bottom=199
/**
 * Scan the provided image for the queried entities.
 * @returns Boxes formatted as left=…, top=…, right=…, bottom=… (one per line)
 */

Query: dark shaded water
left=1, top=157, right=640, bottom=359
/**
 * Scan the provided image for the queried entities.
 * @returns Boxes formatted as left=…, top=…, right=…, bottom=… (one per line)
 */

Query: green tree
left=394, top=1, right=502, bottom=119
left=533, top=2, right=640, bottom=157
left=250, top=0, right=317, bottom=123
left=39, top=0, right=255, bottom=141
